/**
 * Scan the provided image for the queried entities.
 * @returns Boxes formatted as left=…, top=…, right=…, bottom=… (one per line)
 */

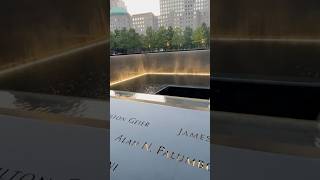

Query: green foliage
left=110, top=31, right=116, bottom=51
left=144, top=27, right=157, bottom=50
left=165, top=26, right=174, bottom=49
left=202, top=23, right=210, bottom=47
left=183, top=27, right=194, bottom=49
left=110, top=24, right=210, bottom=54
left=110, top=29, right=121, bottom=53
left=156, top=26, right=168, bottom=50
left=192, top=23, right=210, bottom=48
left=172, top=27, right=184, bottom=49
left=127, top=28, right=143, bottom=52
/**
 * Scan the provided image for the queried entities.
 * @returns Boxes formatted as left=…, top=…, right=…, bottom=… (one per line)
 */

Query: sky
left=123, top=0, right=160, bottom=16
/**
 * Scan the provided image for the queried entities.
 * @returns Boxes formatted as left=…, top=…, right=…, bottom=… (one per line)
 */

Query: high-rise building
left=132, top=13, right=158, bottom=35
left=110, top=7, right=132, bottom=32
left=159, top=0, right=210, bottom=29
left=110, top=0, right=127, bottom=10
left=193, top=0, right=210, bottom=28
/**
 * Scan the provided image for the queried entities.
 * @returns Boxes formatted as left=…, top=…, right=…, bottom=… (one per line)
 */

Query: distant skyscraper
left=132, top=13, right=158, bottom=35
left=110, top=7, right=132, bottom=32
left=110, top=0, right=127, bottom=10
left=193, top=0, right=210, bottom=28
left=159, top=0, right=210, bottom=29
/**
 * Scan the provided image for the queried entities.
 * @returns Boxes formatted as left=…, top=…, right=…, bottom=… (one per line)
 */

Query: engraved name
left=156, top=146, right=210, bottom=171
left=177, top=128, right=210, bottom=143
left=0, top=167, right=53, bottom=180
left=110, top=114, right=150, bottom=128
left=114, top=134, right=210, bottom=171
left=110, top=161, right=119, bottom=173
left=114, top=135, right=141, bottom=147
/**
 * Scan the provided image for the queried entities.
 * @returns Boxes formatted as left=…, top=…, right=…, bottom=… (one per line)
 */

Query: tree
left=172, top=27, right=184, bottom=50
left=183, top=27, right=193, bottom=49
left=202, top=23, right=210, bottom=48
left=110, top=29, right=121, bottom=54
left=127, top=28, right=142, bottom=53
left=144, top=27, right=157, bottom=51
left=117, top=28, right=129, bottom=53
left=156, top=26, right=167, bottom=50
left=192, top=24, right=209, bottom=48
left=110, top=31, right=115, bottom=53
left=165, top=26, right=174, bottom=49
left=110, top=24, right=208, bottom=54
left=111, top=28, right=143, bottom=54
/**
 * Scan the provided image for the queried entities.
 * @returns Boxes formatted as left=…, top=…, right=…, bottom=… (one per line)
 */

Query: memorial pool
left=110, top=74, right=210, bottom=94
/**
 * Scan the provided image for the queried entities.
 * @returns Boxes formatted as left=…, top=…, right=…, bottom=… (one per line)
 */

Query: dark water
left=213, top=39, right=320, bottom=83
left=111, top=74, right=210, bottom=94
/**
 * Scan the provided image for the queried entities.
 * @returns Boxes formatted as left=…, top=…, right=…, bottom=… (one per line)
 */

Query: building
left=193, top=0, right=210, bottom=28
left=159, top=0, right=210, bottom=29
left=132, top=13, right=158, bottom=35
left=110, top=7, right=132, bottom=32
left=110, top=0, right=127, bottom=10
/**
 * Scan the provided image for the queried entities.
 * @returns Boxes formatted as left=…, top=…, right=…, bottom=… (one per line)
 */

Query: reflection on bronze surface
left=0, top=90, right=108, bottom=127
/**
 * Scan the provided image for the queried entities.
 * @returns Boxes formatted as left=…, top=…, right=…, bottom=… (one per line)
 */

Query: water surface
left=111, top=74, right=210, bottom=94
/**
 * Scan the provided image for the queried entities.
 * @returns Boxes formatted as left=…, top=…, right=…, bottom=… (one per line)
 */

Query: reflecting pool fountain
left=110, top=50, right=210, bottom=96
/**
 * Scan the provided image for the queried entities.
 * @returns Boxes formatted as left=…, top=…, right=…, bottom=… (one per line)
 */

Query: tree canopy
left=110, top=24, right=210, bottom=54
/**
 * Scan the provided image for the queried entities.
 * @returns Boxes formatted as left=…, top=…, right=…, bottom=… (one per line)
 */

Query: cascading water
left=110, top=50, right=210, bottom=93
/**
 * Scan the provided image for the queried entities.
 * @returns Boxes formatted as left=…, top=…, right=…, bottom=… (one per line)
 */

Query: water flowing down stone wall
left=110, top=54, right=146, bottom=84
left=212, top=0, right=320, bottom=82
left=213, top=0, right=320, bottom=38
left=110, top=50, right=210, bottom=84
left=0, top=41, right=108, bottom=99
left=0, top=0, right=108, bottom=70
left=0, top=0, right=108, bottom=99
